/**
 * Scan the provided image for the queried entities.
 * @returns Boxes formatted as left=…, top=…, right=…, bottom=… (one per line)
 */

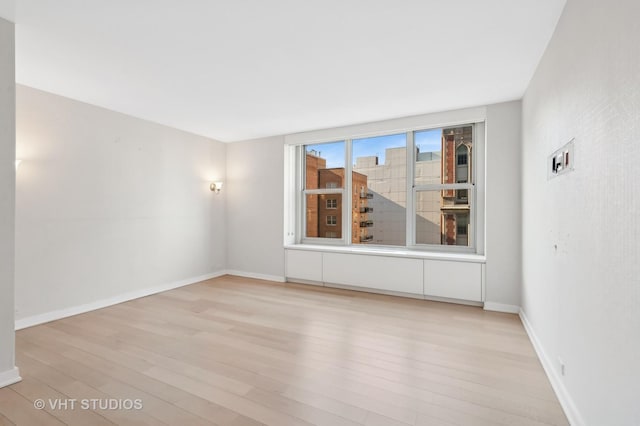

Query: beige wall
left=521, top=0, right=640, bottom=423
left=0, top=17, right=18, bottom=386
left=225, top=136, right=285, bottom=280
left=484, top=101, right=522, bottom=307
left=14, top=85, right=227, bottom=322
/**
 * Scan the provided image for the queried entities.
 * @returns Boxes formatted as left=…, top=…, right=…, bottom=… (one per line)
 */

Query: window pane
left=352, top=133, right=407, bottom=246
left=416, top=190, right=471, bottom=246
left=305, top=141, right=345, bottom=189
left=415, top=125, right=473, bottom=186
left=414, top=128, right=442, bottom=185
left=305, top=194, right=342, bottom=239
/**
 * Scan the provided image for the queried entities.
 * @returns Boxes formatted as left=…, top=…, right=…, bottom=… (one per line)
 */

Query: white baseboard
left=226, top=270, right=286, bottom=283
left=424, top=295, right=483, bottom=307
left=519, top=309, right=584, bottom=426
left=285, top=278, right=324, bottom=287
left=483, top=301, right=520, bottom=314
left=324, top=282, right=425, bottom=300
left=0, top=367, right=21, bottom=388
left=15, top=270, right=227, bottom=331
left=289, top=278, right=482, bottom=305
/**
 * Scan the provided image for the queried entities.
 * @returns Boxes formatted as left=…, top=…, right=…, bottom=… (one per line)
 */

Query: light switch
left=548, top=139, right=575, bottom=179
left=556, top=154, right=563, bottom=172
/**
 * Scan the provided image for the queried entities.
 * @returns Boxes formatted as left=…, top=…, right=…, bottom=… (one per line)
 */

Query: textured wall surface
left=522, top=0, right=640, bottom=424
left=15, top=85, right=227, bottom=320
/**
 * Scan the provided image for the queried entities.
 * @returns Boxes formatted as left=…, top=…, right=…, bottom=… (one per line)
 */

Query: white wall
left=521, top=0, right=640, bottom=424
left=485, top=101, right=522, bottom=309
left=226, top=136, right=285, bottom=280
left=15, top=85, right=227, bottom=322
left=0, top=17, right=20, bottom=387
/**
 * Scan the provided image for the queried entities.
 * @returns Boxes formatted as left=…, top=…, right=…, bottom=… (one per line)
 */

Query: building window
left=292, top=121, right=484, bottom=253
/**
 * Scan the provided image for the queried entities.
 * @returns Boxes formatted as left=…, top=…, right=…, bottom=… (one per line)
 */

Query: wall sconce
left=210, top=181, right=223, bottom=194
left=15, top=160, right=22, bottom=170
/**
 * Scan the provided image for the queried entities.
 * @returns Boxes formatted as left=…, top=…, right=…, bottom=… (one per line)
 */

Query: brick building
left=440, top=125, right=472, bottom=245
left=305, top=152, right=372, bottom=243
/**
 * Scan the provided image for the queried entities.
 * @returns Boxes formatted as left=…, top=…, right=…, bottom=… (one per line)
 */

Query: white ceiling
left=0, top=0, right=565, bottom=142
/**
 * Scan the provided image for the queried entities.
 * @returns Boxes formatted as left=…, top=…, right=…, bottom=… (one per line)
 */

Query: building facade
left=440, top=125, right=472, bottom=246
left=354, top=125, right=472, bottom=246
left=305, top=152, right=372, bottom=243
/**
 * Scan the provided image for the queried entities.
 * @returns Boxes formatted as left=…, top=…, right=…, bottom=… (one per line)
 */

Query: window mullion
left=414, top=183, right=474, bottom=191
left=406, top=131, right=415, bottom=247
left=297, top=145, right=304, bottom=243
left=304, top=188, right=344, bottom=195
left=344, top=139, right=352, bottom=245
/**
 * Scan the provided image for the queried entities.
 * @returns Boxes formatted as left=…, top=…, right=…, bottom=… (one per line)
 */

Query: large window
left=293, top=122, right=483, bottom=253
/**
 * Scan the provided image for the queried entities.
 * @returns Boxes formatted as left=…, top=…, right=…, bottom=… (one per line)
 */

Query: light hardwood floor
left=0, top=275, right=568, bottom=426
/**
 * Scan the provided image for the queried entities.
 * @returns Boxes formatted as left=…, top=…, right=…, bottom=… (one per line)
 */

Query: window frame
left=408, top=124, right=480, bottom=253
left=300, top=140, right=349, bottom=245
left=287, top=114, right=485, bottom=255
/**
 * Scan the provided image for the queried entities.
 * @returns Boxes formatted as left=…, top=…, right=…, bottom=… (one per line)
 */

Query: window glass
left=414, top=128, right=442, bottom=186
left=416, top=191, right=471, bottom=246
left=304, top=141, right=345, bottom=240
left=305, top=194, right=342, bottom=239
left=305, top=141, right=345, bottom=189
left=352, top=133, right=407, bottom=246
left=414, top=126, right=473, bottom=186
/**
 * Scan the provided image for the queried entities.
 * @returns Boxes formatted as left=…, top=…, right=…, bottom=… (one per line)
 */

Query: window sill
left=284, top=244, right=486, bottom=263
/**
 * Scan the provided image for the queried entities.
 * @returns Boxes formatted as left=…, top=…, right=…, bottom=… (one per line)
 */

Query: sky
left=306, top=128, right=442, bottom=168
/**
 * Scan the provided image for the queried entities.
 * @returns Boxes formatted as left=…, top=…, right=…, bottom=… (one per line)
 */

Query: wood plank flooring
left=0, top=275, right=568, bottom=426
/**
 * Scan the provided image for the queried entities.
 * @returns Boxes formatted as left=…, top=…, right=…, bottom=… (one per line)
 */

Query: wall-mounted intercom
left=548, top=139, right=574, bottom=179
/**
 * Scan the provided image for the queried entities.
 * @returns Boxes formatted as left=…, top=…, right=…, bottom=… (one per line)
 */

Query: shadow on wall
left=366, top=192, right=440, bottom=246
